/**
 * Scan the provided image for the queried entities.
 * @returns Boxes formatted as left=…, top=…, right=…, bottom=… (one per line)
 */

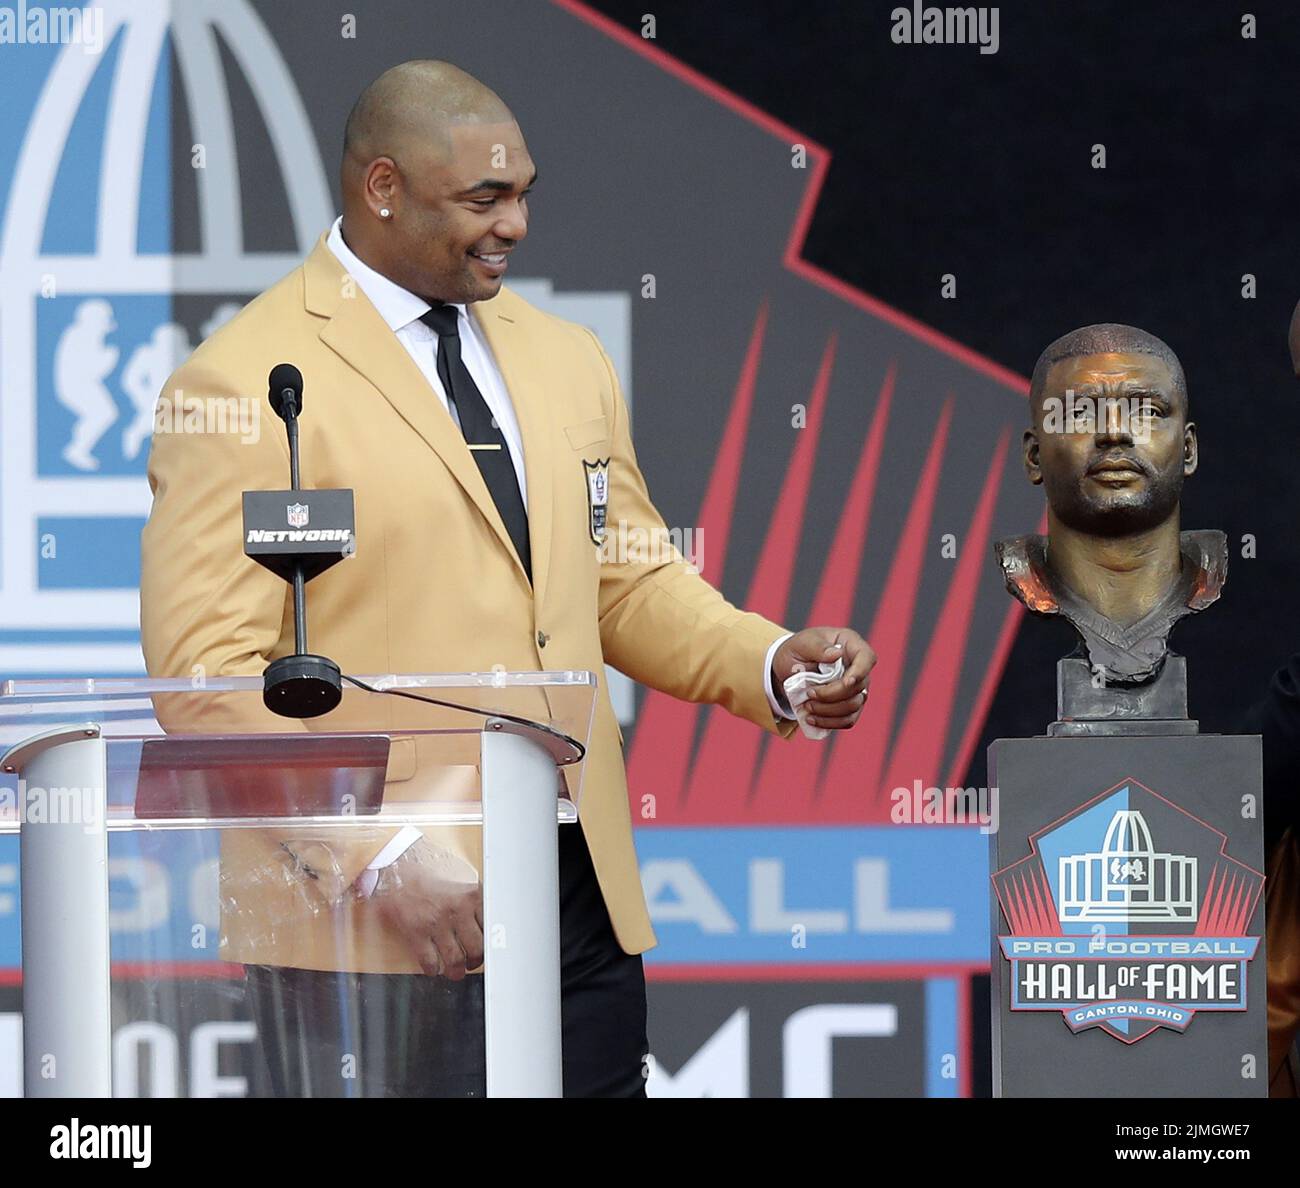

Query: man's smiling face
left=1025, top=351, right=1196, bottom=535
left=386, top=120, right=535, bottom=305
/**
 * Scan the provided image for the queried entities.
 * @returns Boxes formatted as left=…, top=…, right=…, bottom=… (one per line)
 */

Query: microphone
left=268, top=362, right=303, bottom=421
left=242, top=363, right=353, bottom=718
left=269, top=363, right=303, bottom=490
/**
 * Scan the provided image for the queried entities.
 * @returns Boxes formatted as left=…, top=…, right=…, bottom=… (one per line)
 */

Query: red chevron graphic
left=683, top=328, right=839, bottom=820
left=747, top=362, right=895, bottom=820
left=880, top=428, right=1011, bottom=803
left=625, top=296, right=1021, bottom=824
left=817, top=396, right=953, bottom=819
left=991, top=855, right=1063, bottom=936
left=1195, top=861, right=1260, bottom=937
left=556, top=0, right=1035, bottom=825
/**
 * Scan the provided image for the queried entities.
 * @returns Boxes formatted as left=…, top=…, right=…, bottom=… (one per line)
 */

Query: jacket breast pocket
left=564, top=416, right=610, bottom=451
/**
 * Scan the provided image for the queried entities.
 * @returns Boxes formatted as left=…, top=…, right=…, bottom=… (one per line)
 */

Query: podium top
left=0, top=671, right=596, bottom=697
left=0, top=670, right=596, bottom=740
left=0, top=672, right=599, bottom=831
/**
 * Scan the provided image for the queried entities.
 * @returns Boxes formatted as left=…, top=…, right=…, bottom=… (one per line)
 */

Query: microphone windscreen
left=268, top=363, right=304, bottom=418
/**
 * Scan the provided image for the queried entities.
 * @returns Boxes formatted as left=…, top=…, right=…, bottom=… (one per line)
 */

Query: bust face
left=1026, top=351, right=1196, bottom=535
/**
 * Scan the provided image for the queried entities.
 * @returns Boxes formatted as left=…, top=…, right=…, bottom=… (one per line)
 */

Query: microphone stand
left=261, top=370, right=344, bottom=718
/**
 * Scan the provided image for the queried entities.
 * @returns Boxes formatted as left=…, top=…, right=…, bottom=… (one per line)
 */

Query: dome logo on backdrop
left=0, top=0, right=330, bottom=675
left=0, top=0, right=634, bottom=705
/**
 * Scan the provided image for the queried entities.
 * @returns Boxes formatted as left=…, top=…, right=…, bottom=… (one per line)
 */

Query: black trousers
left=243, top=823, right=648, bottom=1097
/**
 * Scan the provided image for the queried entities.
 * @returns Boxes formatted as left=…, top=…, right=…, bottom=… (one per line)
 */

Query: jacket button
left=537, top=630, right=549, bottom=648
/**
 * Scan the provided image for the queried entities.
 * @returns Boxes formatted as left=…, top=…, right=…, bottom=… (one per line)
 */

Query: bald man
left=140, top=60, right=876, bottom=1097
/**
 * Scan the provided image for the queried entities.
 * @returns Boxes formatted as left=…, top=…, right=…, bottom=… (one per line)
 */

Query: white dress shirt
left=323, top=218, right=794, bottom=893
left=326, top=217, right=528, bottom=507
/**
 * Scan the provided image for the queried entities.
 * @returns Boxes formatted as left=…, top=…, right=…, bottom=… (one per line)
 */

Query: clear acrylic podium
left=0, top=671, right=596, bottom=1099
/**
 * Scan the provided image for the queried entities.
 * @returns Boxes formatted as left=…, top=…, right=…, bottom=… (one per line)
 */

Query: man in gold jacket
left=139, top=60, right=875, bottom=1097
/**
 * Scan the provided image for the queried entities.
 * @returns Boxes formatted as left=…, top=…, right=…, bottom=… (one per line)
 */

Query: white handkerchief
left=782, top=657, right=845, bottom=740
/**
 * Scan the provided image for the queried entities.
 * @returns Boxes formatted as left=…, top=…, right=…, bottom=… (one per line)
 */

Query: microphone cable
left=339, top=672, right=586, bottom=762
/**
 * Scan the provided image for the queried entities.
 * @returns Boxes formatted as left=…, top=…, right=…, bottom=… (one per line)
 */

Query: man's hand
left=371, top=839, right=484, bottom=980
left=771, top=627, right=876, bottom=731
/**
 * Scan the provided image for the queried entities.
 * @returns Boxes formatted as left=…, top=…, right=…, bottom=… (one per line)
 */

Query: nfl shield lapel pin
left=584, top=458, right=609, bottom=545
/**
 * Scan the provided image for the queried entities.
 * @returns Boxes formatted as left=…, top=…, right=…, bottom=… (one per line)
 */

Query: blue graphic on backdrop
left=637, top=826, right=987, bottom=965
left=0, top=831, right=223, bottom=970
left=0, top=824, right=990, bottom=972
left=36, top=295, right=243, bottom=476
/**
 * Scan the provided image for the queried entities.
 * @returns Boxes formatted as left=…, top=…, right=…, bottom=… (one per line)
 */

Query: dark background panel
left=584, top=0, right=1300, bottom=767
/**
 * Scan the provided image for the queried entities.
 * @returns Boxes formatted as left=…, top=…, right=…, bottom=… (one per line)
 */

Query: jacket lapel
left=472, top=300, right=554, bottom=615
left=303, top=238, right=530, bottom=590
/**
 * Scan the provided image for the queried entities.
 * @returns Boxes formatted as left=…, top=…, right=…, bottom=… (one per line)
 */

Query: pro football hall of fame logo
left=992, top=778, right=1264, bottom=1043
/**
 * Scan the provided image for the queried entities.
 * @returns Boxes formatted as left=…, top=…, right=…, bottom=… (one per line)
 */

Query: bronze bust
left=997, top=323, right=1226, bottom=686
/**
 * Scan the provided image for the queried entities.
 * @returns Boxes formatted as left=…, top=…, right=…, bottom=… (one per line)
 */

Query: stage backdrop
left=0, top=0, right=1073, bottom=1097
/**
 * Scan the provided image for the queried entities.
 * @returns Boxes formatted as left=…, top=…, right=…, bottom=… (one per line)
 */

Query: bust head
left=998, top=324, right=1225, bottom=688
left=1024, top=323, right=1197, bottom=537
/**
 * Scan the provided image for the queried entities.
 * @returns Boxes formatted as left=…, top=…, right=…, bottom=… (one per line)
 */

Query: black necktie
left=420, top=303, right=531, bottom=582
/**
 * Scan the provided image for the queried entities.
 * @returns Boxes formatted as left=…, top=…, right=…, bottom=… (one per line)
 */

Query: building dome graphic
left=1058, top=809, right=1198, bottom=923
left=0, top=0, right=331, bottom=672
